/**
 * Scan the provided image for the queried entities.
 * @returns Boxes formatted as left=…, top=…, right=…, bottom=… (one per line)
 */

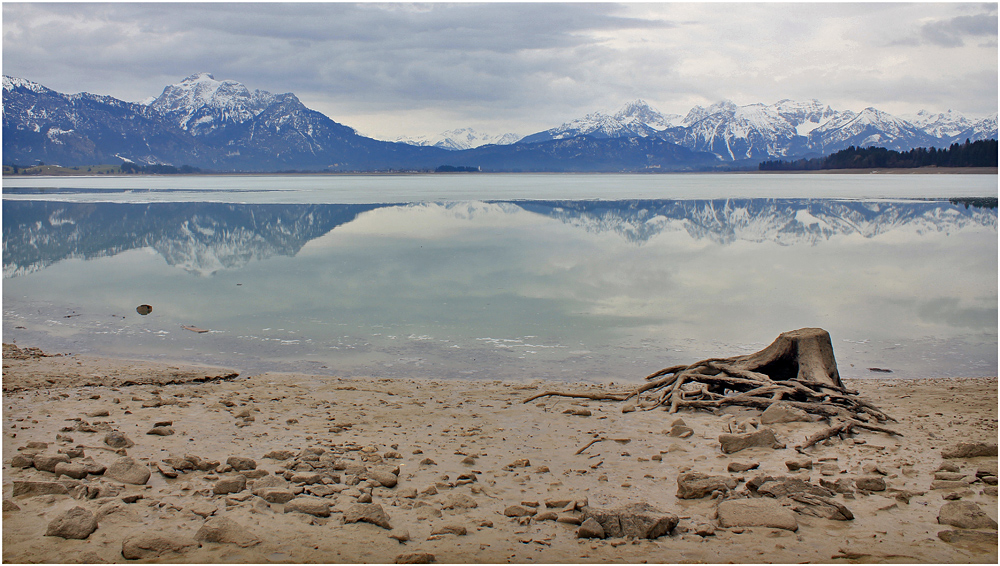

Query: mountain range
left=3, top=73, right=996, bottom=172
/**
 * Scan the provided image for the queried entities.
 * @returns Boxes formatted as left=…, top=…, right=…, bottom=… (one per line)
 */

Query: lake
left=3, top=173, right=997, bottom=382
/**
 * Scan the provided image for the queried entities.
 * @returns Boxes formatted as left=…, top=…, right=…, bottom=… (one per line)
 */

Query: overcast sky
left=3, top=2, right=997, bottom=140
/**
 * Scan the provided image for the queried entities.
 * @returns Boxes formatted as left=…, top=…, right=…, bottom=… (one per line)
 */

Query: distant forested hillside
left=759, top=139, right=998, bottom=171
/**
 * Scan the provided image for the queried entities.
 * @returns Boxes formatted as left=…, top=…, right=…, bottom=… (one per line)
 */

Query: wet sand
left=2, top=344, right=997, bottom=563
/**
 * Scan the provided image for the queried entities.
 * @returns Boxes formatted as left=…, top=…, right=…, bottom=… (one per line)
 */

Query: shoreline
left=3, top=167, right=997, bottom=178
left=2, top=345, right=997, bottom=563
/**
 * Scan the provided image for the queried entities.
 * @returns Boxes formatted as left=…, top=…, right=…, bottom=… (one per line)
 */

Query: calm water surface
left=3, top=174, right=997, bottom=381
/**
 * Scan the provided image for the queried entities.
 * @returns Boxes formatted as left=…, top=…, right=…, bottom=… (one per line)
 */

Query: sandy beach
left=2, top=343, right=997, bottom=563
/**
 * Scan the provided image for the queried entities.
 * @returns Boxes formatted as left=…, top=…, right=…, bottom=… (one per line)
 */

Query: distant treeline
left=435, top=165, right=481, bottom=172
left=759, top=139, right=998, bottom=171
left=120, top=162, right=202, bottom=174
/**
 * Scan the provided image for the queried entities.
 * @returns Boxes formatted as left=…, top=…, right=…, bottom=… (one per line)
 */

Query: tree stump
left=524, top=328, right=898, bottom=432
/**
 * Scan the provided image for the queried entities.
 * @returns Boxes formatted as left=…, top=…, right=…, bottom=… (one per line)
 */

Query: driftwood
left=525, top=329, right=898, bottom=437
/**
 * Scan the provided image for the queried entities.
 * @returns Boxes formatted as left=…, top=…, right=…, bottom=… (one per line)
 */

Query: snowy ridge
left=524, top=97, right=995, bottom=162
left=518, top=100, right=682, bottom=144
left=396, top=127, right=520, bottom=150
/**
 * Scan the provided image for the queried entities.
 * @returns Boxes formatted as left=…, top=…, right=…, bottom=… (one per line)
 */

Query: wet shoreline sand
left=3, top=345, right=997, bottom=563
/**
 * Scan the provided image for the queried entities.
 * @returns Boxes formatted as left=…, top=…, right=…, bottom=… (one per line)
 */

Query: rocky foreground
left=2, top=345, right=997, bottom=563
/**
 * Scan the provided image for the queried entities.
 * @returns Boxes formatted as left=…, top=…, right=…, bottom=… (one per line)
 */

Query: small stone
left=344, top=503, right=392, bottom=529
left=54, top=461, right=89, bottom=480
left=9, top=454, right=33, bottom=468
left=195, top=516, right=261, bottom=547
left=103, top=431, right=134, bottom=449
left=717, top=498, right=798, bottom=531
left=938, top=501, right=999, bottom=529
left=106, top=456, right=151, bottom=485
left=212, top=474, right=247, bottom=495
left=12, top=480, right=68, bottom=497
left=586, top=502, right=678, bottom=539
left=727, top=461, right=759, bottom=473
left=368, top=468, right=399, bottom=488
left=33, top=453, right=71, bottom=473
left=122, top=531, right=198, bottom=559
left=146, top=427, right=175, bottom=436
left=577, top=517, right=605, bottom=539
left=941, top=442, right=998, bottom=459
left=227, top=456, right=257, bottom=471
left=676, top=472, right=737, bottom=499
left=389, top=529, right=411, bottom=542
left=718, top=428, right=785, bottom=454
left=46, top=506, right=98, bottom=539
left=443, top=493, right=478, bottom=510
left=504, top=505, right=534, bottom=517
left=264, top=450, right=295, bottom=460
left=820, top=463, right=840, bottom=476
left=430, top=524, right=467, bottom=536
left=284, top=496, right=331, bottom=517
left=785, top=459, right=813, bottom=471
left=760, top=402, right=812, bottom=424
left=855, top=476, right=886, bottom=491
left=259, top=488, right=296, bottom=504
left=396, top=552, right=435, bottom=564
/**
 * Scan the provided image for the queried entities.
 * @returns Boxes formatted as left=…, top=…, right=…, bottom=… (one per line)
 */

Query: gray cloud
left=2, top=2, right=996, bottom=139
left=920, top=11, right=998, bottom=47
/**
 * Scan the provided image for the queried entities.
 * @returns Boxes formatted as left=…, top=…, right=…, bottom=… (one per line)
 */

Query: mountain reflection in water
left=2, top=198, right=997, bottom=382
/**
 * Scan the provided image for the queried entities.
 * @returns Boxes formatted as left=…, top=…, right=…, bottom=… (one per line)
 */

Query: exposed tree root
left=524, top=328, right=900, bottom=444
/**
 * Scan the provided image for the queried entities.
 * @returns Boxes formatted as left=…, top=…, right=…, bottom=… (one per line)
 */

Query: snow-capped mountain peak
left=149, top=72, right=278, bottom=134
left=902, top=109, right=974, bottom=138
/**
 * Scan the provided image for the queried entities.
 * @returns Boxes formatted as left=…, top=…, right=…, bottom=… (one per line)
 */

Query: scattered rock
left=264, top=450, right=295, bottom=460
left=105, top=456, right=151, bottom=485
left=195, top=516, right=261, bottom=547
left=504, top=505, right=534, bottom=517
left=443, top=493, right=478, bottom=510
left=676, top=472, right=737, bottom=499
left=345, top=503, right=392, bottom=529
left=104, top=431, right=135, bottom=449
left=756, top=477, right=834, bottom=499
left=789, top=494, right=854, bottom=520
left=931, top=480, right=972, bottom=490
left=212, top=474, right=247, bottom=495
left=10, top=454, right=33, bottom=468
left=937, top=530, right=999, bottom=551
left=121, top=531, right=198, bottom=560
left=941, top=443, right=998, bottom=459
left=727, top=461, right=759, bottom=473
left=389, top=529, right=410, bottom=542
left=368, top=468, right=399, bottom=488
left=718, top=428, right=785, bottom=454
left=430, top=524, right=467, bottom=536
left=396, top=552, right=435, bottom=564
left=259, top=488, right=296, bottom=504
left=855, top=476, right=887, bottom=491
left=819, top=477, right=855, bottom=495
left=284, top=496, right=331, bottom=517
left=3, top=499, right=21, bottom=512
left=669, top=424, right=694, bottom=438
left=577, top=517, right=606, bottom=539
left=717, top=498, right=798, bottom=531
left=146, top=427, right=175, bottom=436
left=45, top=506, right=98, bottom=539
left=53, top=461, right=89, bottom=480
left=785, top=459, right=813, bottom=471
left=761, top=402, right=812, bottom=424
left=938, top=501, right=999, bottom=529
left=585, top=502, right=678, bottom=539
left=33, top=453, right=71, bottom=473
left=934, top=471, right=970, bottom=482
left=227, top=456, right=257, bottom=471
